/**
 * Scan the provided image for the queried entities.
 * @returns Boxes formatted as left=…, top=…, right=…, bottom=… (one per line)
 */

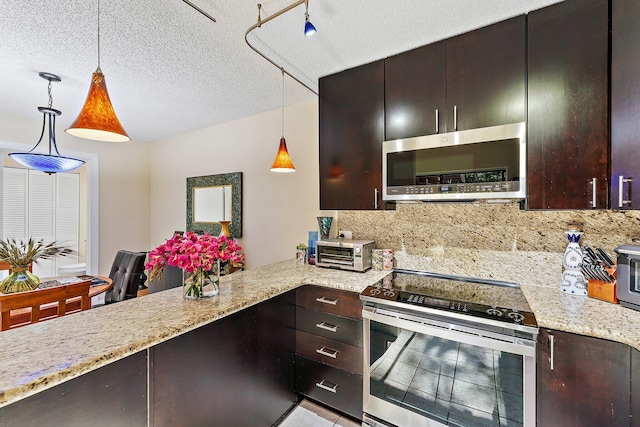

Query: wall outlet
left=339, top=230, right=353, bottom=239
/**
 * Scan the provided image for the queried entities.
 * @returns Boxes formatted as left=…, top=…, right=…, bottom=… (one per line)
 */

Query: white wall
left=0, top=113, right=151, bottom=274
left=149, top=98, right=323, bottom=268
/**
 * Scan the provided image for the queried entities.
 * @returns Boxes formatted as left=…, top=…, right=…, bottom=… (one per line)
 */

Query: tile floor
left=278, top=399, right=361, bottom=427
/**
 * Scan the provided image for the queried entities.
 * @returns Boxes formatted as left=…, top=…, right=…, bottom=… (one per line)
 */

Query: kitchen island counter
left=0, top=260, right=388, bottom=408
left=1, top=259, right=638, bottom=410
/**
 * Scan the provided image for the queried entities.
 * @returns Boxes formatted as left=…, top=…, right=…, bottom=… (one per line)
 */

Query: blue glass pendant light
left=304, top=0, right=316, bottom=36
left=9, top=72, right=86, bottom=174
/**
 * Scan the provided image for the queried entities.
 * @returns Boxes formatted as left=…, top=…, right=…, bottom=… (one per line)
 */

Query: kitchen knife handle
left=549, top=333, right=555, bottom=371
left=618, top=175, right=632, bottom=208
left=435, top=109, right=439, bottom=134
left=453, top=105, right=458, bottom=131
left=590, top=178, right=597, bottom=208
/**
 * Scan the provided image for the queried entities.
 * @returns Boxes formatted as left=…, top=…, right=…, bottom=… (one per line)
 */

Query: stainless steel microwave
left=383, top=122, right=527, bottom=202
left=316, top=238, right=375, bottom=272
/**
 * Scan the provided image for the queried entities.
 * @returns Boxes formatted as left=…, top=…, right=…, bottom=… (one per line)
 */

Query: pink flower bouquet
left=146, top=232, right=244, bottom=298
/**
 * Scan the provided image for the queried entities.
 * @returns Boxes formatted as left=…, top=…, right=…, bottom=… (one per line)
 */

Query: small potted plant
left=0, top=238, right=74, bottom=293
left=296, top=243, right=308, bottom=265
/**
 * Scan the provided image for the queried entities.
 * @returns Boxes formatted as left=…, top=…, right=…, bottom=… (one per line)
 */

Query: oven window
left=631, top=259, right=640, bottom=293
left=369, top=320, right=524, bottom=426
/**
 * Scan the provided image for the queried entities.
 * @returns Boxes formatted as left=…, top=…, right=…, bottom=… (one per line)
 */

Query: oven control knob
left=354, top=247, right=361, bottom=254
left=508, top=311, right=524, bottom=323
left=487, top=307, right=503, bottom=316
left=462, top=304, right=468, bottom=312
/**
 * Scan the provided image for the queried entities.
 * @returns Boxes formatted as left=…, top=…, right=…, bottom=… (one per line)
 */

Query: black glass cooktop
left=361, top=269, right=537, bottom=328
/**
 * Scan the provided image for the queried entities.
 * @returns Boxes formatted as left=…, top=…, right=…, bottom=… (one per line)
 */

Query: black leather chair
left=104, top=250, right=147, bottom=304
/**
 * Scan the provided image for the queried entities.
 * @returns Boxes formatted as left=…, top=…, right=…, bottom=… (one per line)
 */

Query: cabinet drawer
left=297, top=306, right=362, bottom=347
left=296, top=330, right=362, bottom=374
left=296, top=285, right=362, bottom=319
left=295, top=355, right=363, bottom=420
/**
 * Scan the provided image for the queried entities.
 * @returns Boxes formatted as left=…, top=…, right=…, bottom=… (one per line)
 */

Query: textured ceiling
left=0, top=0, right=562, bottom=142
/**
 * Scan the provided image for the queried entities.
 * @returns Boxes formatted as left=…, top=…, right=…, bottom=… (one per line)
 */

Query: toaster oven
left=615, top=245, right=640, bottom=310
left=316, top=238, right=375, bottom=272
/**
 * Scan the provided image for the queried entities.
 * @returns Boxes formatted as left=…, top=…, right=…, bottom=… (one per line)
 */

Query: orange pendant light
left=66, top=67, right=129, bottom=142
left=271, top=68, right=296, bottom=172
left=65, top=0, right=129, bottom=142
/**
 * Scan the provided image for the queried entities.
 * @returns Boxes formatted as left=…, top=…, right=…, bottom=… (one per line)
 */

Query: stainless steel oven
left=361, top=270, right=538, bottom=427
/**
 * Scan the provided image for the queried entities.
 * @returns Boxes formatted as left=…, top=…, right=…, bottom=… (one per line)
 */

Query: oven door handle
left=362, top=308, right=535, bottom=357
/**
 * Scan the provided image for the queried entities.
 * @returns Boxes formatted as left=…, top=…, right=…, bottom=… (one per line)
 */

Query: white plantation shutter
left=55, top=173, right=79, bottom=270
left=2, top=168, right=80, bottom=277
left=2, top=168, right=28, bottom=241
left=29, top=171, right=56, bottom=277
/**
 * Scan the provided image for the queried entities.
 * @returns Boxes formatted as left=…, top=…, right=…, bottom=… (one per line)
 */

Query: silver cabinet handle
left=315, top=322, right=337, bottom=332
left=374, top=188, right=379, bottom=209
left=435, top=108, right=439, bottom=134
left=453, top=105, right=458, bottom=131
left=619, top=175, right=632, bottom=208
left=316, top=296, right=338, bottom=305
left=591, top=178, right=597, bottom=208
left=549, top=333, right=555, bottom=371
left=315, top=379, right=338, bottom=393
left=316, top=346, right=338, bottom=359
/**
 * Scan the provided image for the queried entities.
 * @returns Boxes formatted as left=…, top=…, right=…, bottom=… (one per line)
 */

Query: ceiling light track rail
left=182, top=0, right=217, bottom=23
left=245, top=2, right=318, bottom=96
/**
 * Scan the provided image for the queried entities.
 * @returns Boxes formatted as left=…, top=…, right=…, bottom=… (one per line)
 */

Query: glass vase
left=0, top=267, right=40, bottom=293
left=317, top=216, right=333, bottom=240
left=183, top=262, right=220, bottom=299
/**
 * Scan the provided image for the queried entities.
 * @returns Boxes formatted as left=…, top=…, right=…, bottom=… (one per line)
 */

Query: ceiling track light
left=271, top=68, right=296, bottom=172
left=304, top=0, right=317, bottom=37
left=245, top=1, right=319, bottom=173
left=9, top=72, right=86, bottom=174
left=66, top=0, right=130, bottom=142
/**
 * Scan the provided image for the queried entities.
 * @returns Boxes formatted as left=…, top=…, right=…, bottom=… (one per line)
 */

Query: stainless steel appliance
left=316, top=238, right=375, bottom=272
left=615, top=245, right=640, bottom=310
left=361, top=270, right=538, bottom=427
left=383, top=122, right=526, bottom=202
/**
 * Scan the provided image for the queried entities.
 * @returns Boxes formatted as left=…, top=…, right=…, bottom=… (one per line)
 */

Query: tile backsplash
left=337, top=202, right=640, bottom=287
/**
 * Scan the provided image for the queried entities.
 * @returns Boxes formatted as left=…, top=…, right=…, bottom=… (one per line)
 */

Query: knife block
left=587, top=266, right=618, bottom=303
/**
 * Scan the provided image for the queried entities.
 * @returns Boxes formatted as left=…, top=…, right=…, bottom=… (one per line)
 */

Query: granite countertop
left=0, top=260, right=388, bottom=408
left=1, top=259, right=639, bottom=408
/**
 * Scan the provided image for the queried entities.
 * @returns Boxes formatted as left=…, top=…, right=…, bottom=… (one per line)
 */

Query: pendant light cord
left=97, top=0, right=101, bottom=68
left=281, top=67, right=285, bottom=138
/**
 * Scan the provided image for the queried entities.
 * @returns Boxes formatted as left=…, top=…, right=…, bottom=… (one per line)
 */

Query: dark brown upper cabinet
left=612, top=0, right=640, bottom=210
left=319, top=60, right=385, bottom=210
left=384, top=41, right=447, bottom=140
left=384, top=16, right=525, bottom=141
left=527, top=0, right=609, bottom=210
left=446, top=15, right=526, bottom=132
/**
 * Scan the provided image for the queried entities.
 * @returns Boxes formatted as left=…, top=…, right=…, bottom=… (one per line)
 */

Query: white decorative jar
left=560, top=230, right=587, bottom=296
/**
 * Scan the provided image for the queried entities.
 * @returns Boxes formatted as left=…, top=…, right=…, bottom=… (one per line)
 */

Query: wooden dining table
left=4, top=275, right=113, bottom=329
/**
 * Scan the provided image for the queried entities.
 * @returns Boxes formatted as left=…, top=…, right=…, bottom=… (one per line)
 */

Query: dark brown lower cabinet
left=0, top=351, right=147, bottom=427
left=632, top=349, right=640, bottom=427
left=537, top=329, right=630, bottom=427
left=151, top=291, right=296, bottom=427
left=295, top=355, right=362, bottom=420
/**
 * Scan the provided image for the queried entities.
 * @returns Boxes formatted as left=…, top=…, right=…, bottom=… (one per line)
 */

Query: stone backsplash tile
left=337, top=201, right=640, bottom=286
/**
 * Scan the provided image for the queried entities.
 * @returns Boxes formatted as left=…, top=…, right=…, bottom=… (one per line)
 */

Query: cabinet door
left=527, top=0, right=609, bottom=210
left=537, top=329, right=630, bottom=427
left=319, top=60, right=385, bottom=210
left=384, top=41, right=447, bottom=140
left=446, top=15, right=526, bottom=132
left=612, top=0, right=640, bottom=210
left=633, top=348, right=640, bottom=427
